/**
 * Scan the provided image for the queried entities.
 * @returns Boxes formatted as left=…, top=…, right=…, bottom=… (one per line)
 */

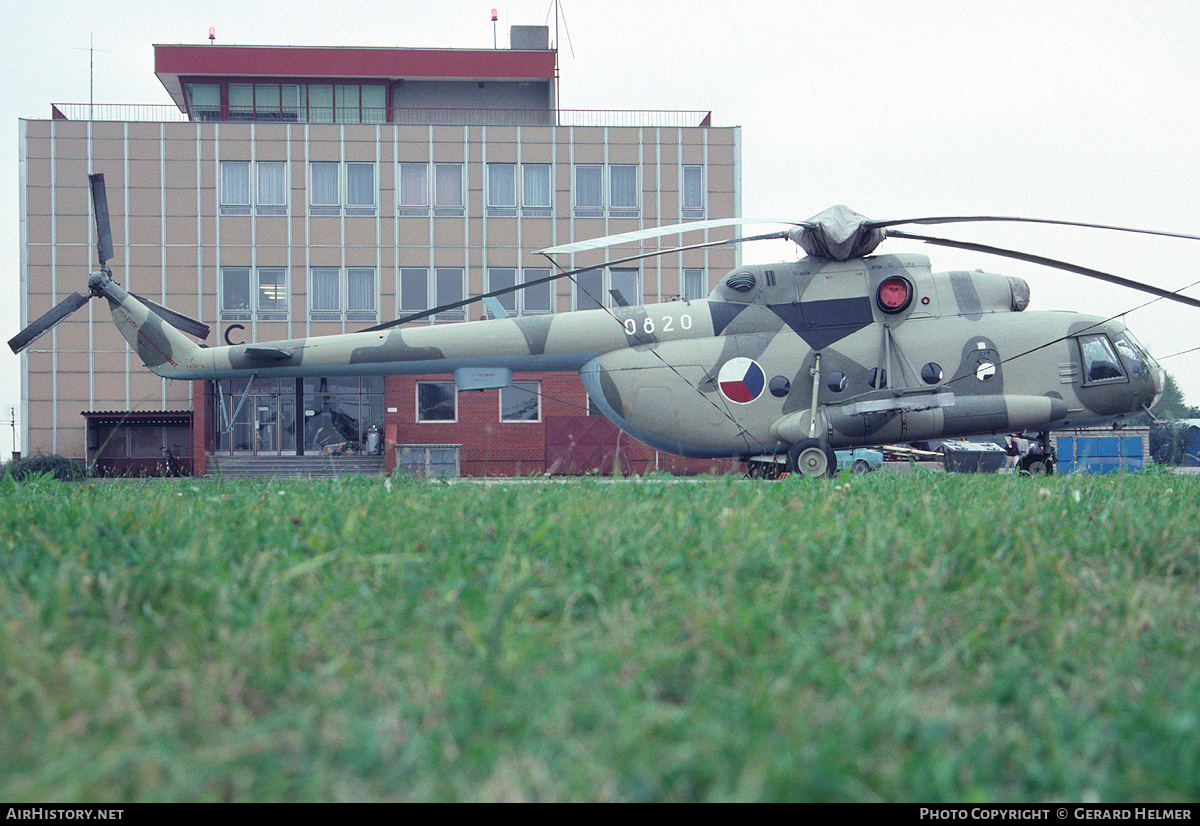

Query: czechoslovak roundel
left=717, top=357, right=766, bottom=404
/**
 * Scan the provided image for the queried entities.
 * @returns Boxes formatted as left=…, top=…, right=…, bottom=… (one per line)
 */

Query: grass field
left=2, top=469, right=1198, bottom=802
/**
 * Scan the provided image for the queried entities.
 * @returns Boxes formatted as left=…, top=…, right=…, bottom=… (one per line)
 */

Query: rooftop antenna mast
left=492, top=9, right=498, bottom=48
left=545, top=0, right=574, bottom=116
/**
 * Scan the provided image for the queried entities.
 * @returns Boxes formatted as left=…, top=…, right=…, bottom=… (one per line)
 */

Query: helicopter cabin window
left=417, top=381, right=457, bottom=422
left=1079, top=334, right=1127, bottom=384
left=501, top=381, right=541, bottom=422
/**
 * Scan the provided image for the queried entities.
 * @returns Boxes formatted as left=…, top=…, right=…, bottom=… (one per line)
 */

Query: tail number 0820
left=624, top=313, right=692, bottom=336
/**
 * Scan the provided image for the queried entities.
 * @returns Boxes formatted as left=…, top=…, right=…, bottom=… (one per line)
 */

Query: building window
left=574, top=165, right=603, bottom=216
left=220, top=161, right=250, bottom=215
left=227, top=83, right=301, bottom=122
left=487, top=268, right=517, bottom=315
left=311, top=162, right=340, bottom=210
left=312, top=268, right=340, bottom=319
left=222, top=161, right=288, bottom=215
left=436, top=268, right=466, bottom=321
left=257, top=267, right=288, bottom=320
left=221, top=267, right=288, bottom=321
left=682, top=165, right=705, bottom=218
left=221, top=267, right=251, bottom=320
left=310, top=268, right=377, bottom=323
left=487, top=163, right=517, bottom=216
left=487, top=268, right=554, bottom=316
left=348, top=268, right=377, bottom=321
left=501, top=381, right=541, bottom=422
left=400, top=268, right=429, bottom=314
left=434, top=163, right=464, bottom=214
left=609, top=165, right=639, bottom=217
left=575, top=267, right=641, bottom=311
left=303, top=376, right=385, bottom=454
left=399, top=163, right=429, bottom=215
left=346, top=163, right=375, bottom=213
left=522, top=163, right=552, bottom=215
left=399, top=267, right=465, bottom=321
left=185, top=81, right=386, bottom=124
left=185, top=83, right=221, bottom=121
left=683, top=268, right=705, bottom=301
left=574, top=164, right=639, bottom=218
left=417, top=381, right=457, bottom=422
left=257, top=162, right=287, bottom=214
left=310, top=162, right=375, bottom=215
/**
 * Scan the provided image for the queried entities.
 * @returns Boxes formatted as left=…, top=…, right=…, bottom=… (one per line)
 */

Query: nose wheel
left=787, top=439, right=837, bottom=478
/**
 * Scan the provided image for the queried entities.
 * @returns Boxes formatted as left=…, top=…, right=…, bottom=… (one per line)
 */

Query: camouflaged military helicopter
left=12, top=174, right=1200, bottom=477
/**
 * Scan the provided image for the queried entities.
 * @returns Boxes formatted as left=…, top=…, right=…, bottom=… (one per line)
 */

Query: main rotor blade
left=89, top=173, right=114, bottom=267
left=870, top=214, right=1200, bottom=244
left=363, top=231, right=788, bottom=332
left=130, top=292, right=211, bottom=339
left=539, top=218, right=798, bottom=256
left=7, top=291, right=91, bottom=353
left=887, top=229, right=1200, bottom=310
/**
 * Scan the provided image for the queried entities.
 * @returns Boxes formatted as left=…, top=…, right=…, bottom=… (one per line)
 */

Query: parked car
left=835, top=448, right=883, bottom=474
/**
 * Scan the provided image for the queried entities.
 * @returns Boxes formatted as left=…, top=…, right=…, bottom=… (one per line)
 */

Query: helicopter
left=11, top=174, right=1200, bottom=478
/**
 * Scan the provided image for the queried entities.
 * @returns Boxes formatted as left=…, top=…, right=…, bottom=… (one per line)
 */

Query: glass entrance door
left=254, top=395, right=296, bottom=454
left=214, top=378, right=298, bottom=456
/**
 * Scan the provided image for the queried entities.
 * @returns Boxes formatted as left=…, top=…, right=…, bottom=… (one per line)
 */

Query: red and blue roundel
left=718, top=357, right=766, bottom=404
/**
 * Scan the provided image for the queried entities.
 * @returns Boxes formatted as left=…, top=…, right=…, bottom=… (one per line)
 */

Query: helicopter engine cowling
left=930, top=270, right=1030, bottom=316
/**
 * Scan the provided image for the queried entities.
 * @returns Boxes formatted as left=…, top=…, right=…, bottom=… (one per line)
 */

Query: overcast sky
left=4, top=0, right=1200, bottom=451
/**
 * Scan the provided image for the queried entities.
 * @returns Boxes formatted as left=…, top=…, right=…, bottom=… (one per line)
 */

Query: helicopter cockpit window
left=1112, top=331, right=1150, bottom=375
left=1079, top=334, right=1127, bottom=384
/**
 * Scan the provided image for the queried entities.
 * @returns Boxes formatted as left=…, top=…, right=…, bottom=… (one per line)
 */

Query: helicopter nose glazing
left=1151, top=363, right=1165, bottom=411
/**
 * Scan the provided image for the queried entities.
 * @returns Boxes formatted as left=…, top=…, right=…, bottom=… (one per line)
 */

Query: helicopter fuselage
left=104, top=251, right=1162, bottom=463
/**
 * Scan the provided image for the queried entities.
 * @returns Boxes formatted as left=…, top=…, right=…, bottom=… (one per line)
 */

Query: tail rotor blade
left=7, top=291, right=91, bottom=354
left=130, top=292, right=211, bottom=339
left=89, top=173, right=114, bottom=267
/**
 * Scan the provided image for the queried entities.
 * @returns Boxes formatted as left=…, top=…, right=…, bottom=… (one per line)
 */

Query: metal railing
left=51, top=103, right=715, bottom=128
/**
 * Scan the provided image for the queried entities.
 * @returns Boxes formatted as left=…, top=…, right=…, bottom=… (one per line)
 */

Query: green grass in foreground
left=1, top=470, right=1199, bottom=802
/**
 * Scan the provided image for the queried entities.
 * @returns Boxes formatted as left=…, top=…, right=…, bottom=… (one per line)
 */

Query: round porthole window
left=769, top=376, right=791, bottom=397
left=827, top=371, right=848, bottom=393
left=921, top=362, right=943, bottom=384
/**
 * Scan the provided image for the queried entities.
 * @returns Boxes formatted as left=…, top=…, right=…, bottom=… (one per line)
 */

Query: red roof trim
left=155, top=45, right=556, bottom=81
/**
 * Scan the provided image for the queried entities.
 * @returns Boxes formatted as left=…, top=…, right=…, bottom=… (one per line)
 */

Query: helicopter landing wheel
left=787, top=439, right=836, bottom=478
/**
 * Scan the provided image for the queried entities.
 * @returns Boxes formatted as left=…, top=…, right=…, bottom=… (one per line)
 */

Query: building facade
left=18, top=30, right=742, bottom=476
